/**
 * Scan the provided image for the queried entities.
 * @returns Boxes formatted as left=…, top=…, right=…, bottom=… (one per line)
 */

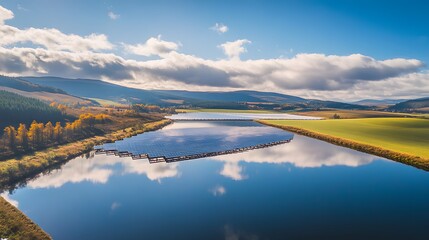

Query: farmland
left=260, top=118, right=429, bottom=168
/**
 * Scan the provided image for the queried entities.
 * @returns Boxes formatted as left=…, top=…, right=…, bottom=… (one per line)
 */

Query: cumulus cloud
left=124, top=35, right=179, bottom=57
left=0, top=5, right=112, bottom=52
left=211, top=23, right=228, bottom=34
left=0, top=47, right=135, bottom=79
left=108, top=11, right=120, bottom=20
left=219, top=39, right=251, bottom=60
left=0, top=26, right=113, bottom=52
left=0, top=5, right=14, bottom=24
left=0, top=45, right=423, bottom=96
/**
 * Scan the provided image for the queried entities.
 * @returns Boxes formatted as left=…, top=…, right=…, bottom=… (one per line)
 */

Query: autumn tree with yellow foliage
left=1, top=113, right=110, bottom=157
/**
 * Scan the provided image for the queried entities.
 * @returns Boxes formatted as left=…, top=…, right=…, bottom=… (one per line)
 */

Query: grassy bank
left=289, top=110, right=414, bottom=119
left=0, top=197, right=51, bottom=239
left=260, top=118, right=429, bottom=170
left=0, top=119, right=172, bottom=189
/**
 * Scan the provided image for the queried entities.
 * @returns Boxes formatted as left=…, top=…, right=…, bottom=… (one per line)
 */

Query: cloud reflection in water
left=27, top=155, right=180, bottom=189
left=213, top=135, right=377, bottom=180
left=23, top=121, right=378, bottom=189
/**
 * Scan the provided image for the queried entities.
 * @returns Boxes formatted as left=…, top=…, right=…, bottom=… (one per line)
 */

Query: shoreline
left=0, top=196, right=51, bottom=239
left=258, top=120, right=429, bottom=171
left=0, top=119, right=172, bottom=190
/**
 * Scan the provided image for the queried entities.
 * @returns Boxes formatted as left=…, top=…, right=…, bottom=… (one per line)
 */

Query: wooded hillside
left=0, top=90, right=65, bottom=125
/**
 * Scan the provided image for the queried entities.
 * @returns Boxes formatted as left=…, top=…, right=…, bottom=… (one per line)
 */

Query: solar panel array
left=168, top=112, right=321, bottom=120
left=95, top=121, right=294, bottom=161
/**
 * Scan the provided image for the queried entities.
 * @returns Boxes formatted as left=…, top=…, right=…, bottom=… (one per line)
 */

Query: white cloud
left=211, top=23, right=228, bottom=34
left=0, top=6, right=112, bottom=52
left=0, top=5, right=14, bottom=25
left=0, top=44, right=423, bottom=99
left=108, top=11, right=120, bottom=20
left=0, top=26, right=113, bottom=52
left=219, top=39, right=251, bottom=60
left=124, top=35, right=179, bottom=57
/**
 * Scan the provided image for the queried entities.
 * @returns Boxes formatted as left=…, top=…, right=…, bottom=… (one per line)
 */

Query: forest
left=0, top=113, right=110, bottom=159
left=0, top=91, right=66, bottom=127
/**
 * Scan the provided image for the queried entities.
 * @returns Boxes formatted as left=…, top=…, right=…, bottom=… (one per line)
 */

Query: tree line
left=132, top=104, right=175, bottom=114
left=1, top=113, right=110, bottom=155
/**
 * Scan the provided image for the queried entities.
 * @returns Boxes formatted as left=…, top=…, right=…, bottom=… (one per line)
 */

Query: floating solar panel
left=95, top=121, right=294, bottom=163
left=167, top=112, right=322, bottom=121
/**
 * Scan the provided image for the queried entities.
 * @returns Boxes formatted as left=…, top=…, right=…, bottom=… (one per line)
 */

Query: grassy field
left=290, top=110, right=415, bottom=119
left=176, top=108, right=280, bottom=113
left=0, top=197, right=51, bottom=239
left=260, top=118, right=429, bottom=168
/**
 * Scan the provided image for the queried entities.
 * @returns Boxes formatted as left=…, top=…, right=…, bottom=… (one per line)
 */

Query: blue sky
left=4, top=0, right=428, bottom=61
left=0, top=0, right=428, bottom=100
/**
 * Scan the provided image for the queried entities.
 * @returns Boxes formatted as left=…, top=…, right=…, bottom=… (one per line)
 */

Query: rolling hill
left=388, top=97, right=429, bottom=113
left=0, top=75, right=66, bottom=94
left=352, top=99, right=407, bottom=106
left=22, top=76, right=178, bottom=105
left=22, top=76, right=368, bottom=110
left=156, top=90, right=306, bottom=103
left=0, top=76, right=94, bottom=106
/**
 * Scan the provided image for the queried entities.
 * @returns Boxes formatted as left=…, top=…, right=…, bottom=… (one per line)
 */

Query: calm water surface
left=2, top=121, right=429, bottom=240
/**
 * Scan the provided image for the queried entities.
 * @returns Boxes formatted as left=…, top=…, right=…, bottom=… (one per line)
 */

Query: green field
left=176, top=108, right=279, bottom=113
left=262, top=118, right=429, bottom=159
left=289, top=110, right=415, bottom=119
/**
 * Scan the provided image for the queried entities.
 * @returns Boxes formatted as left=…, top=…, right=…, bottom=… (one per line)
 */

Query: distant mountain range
left=0, top=75, right=424, bottom=112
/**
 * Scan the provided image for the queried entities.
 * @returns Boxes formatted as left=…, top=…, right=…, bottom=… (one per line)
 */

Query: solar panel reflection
left=95, top=121, right=294, bottom=163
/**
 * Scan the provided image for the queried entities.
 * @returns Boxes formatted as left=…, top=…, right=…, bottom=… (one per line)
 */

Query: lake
left=168, top=112, right=322, bottom=120
left=2, top=121, right=429, bottom=239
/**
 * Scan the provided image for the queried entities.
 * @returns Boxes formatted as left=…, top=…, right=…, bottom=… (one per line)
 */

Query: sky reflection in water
left=4, top=121, right=429, bottom=240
